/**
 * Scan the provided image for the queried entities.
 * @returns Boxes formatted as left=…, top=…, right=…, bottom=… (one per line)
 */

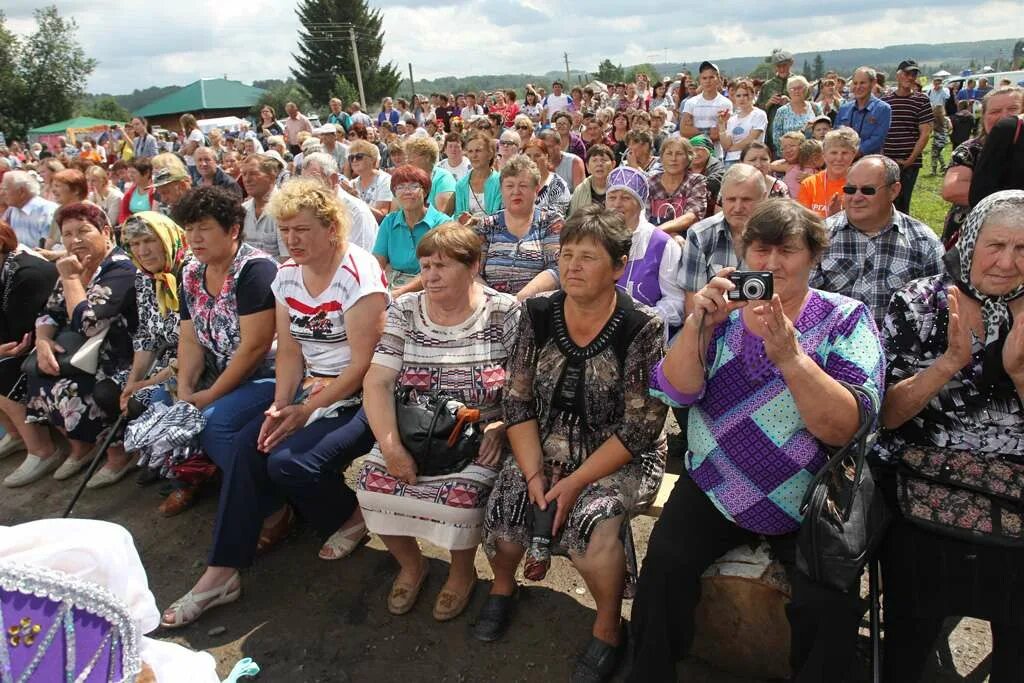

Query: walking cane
left=869, top=559, right=882, bottom=683
left=62, top=344, right=172, bottom=518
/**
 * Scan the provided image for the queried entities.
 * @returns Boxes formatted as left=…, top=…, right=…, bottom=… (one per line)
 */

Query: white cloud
left=4, top=0, right=1020, bottom=94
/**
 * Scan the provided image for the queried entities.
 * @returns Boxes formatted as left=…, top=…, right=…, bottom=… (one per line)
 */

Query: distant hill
left=84, top=37, right=1020, bottom=109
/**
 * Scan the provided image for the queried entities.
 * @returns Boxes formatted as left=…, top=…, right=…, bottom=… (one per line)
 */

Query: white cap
left=315, top=124, right=338, bottom=136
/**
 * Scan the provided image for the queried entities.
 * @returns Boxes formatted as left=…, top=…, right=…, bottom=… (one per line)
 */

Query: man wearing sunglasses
left=810, top=155, right=944, bottom=327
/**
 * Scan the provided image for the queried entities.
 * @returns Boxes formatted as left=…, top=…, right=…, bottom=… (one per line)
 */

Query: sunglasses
left=515, top=125, right=531, bottom=131
left=841, top=182, right=893, bottom=196
left=499, top=140, right=518, bottom=146
left=349, top=153, right=368, bottom=161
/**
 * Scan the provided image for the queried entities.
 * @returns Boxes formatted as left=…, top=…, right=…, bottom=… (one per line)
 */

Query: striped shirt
left=882, top=92, right=934, bottom=168
left=475, top=208, right=564, bottom=295
left=271, top=244, right=388, bottom=376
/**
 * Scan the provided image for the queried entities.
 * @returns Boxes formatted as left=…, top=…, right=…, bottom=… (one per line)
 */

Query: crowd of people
left=1, top=47, right=1023, bottom=682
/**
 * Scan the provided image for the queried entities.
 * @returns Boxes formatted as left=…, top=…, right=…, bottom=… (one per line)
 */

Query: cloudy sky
left=5, top=0, right=1021, bottom=94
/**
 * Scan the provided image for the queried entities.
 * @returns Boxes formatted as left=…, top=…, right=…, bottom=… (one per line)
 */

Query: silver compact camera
left=727, top=271, right=774, bottom=301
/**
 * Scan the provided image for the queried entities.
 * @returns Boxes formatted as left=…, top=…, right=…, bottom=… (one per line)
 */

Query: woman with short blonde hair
left=348, top=139, right=392, bottom=221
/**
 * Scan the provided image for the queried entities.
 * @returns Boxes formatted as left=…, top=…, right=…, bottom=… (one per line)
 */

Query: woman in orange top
left=798, top=127, right=860, bottom=218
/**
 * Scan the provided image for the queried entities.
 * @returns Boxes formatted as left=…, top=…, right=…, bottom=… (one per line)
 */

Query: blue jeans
left=208, top=406, right=375, bottom=568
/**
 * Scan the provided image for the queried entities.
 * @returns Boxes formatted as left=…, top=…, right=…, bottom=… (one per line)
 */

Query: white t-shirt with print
left=683, top=92, right=734, bottom=158
left=184, top=129, right=205, bottom=167
left=271, top=244, right=389, bottom=376
left=437, top=157, right=471, bottom=181
left=543, top=93, right=572, bottom=115
left=723, top=108, right=769, bottom=161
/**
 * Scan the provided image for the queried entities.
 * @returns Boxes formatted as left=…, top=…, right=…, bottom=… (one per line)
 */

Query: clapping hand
left=0, top=333, right=32, bottom=358
left=941, top=288, right=975, bottom=373
left=1003, top=296, right=1024, bottom=381
left=750, top=295, right=803, bottom=369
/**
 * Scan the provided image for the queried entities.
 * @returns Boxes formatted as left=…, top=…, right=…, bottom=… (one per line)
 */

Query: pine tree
left=812, top=54, right=825, bottom=80
left=291, top=0, right=401, bottom=108
left=802, top=60, right=812, bottom=80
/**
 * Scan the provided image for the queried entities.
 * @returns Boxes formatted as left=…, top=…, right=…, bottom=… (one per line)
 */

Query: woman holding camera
left=476, top=206, right=668, bottom=682
left=630, top=199, right=884, bottom=681
left=356, top=222, right=519, bottom=622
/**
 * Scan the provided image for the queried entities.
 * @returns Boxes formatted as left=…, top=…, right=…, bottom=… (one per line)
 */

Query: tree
left=16, top=7, right=96, bottom=136
left=802, top=59, right=812, bottom=80
left=0, top=7, right=95, bottom=140
left=812, top=54, right=825, bottom=80
left=626, top=63, right=660, bottom=83
left=291, top=0, right=402, bottom=108
left=253, top=81, right=313, bottom=118
left=748, top=61, right=774, bottom=80
left=596, top=59, right=625, bottom=84
left=80, top=96, right=130, bottom=122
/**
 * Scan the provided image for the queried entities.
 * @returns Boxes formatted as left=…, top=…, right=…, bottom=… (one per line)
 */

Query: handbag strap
left=799, top=380, right=876, bottom=519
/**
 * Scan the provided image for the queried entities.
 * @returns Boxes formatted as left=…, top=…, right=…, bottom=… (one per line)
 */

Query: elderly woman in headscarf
left=112, top=212, right=190, bottom=487
left=878, top=190, right=1024, bottom=682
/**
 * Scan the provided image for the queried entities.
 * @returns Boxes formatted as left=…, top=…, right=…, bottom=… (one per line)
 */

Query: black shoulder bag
left=395, top=388, right=483, bottom=477
left=796, top=381, right=890, bottom=593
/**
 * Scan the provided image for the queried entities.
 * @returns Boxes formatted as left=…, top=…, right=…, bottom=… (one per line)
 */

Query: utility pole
left=350, top=26, right=367, bottom=107
left=408, top=63, right=416, bottom=105
left=564, top=52, right=571, bottom=85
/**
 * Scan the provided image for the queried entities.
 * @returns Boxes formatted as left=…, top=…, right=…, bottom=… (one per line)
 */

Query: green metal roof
left=134, top=78, right=265, bottom=117
left=28, top=116, right=125, bottom=134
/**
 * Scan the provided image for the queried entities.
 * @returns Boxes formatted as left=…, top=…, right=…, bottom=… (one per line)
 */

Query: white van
left=943, top=70, right=1024, bottom=89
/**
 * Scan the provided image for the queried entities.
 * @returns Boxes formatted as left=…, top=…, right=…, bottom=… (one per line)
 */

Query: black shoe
left=571, top=629, right=628, bottom=683
left=136, top=467, right=161, bottom=487
left=470, top=589, right=517, bottom=642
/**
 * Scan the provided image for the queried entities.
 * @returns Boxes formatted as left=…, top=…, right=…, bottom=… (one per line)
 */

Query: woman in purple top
left=628, top=199, right=885, bottom=682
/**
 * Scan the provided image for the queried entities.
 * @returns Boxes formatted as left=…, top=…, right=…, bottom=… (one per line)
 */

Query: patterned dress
left=356, top=287, right=521, bottom=550
left=26, top=248, right=138, bottom=442
left=535, top=173, right=571, bottom=216
left=129, top=270, right=183, bottom=406
left=650, top=289, right=884, bottom=535
left=475, top=208, right=564, bottom=295
left=483, top=291, right=667, bottom=563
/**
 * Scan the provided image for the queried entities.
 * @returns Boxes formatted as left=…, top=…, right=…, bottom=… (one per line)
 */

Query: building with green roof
left=134, top=78, right=265, bottom=131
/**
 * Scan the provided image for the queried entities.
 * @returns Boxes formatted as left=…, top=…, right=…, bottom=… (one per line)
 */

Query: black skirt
left=0, top=356, right=26, bottom=401
left=881, top=516, right=1024, bottom=624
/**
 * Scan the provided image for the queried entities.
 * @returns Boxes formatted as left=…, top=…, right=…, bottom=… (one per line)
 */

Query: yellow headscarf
left=122, top=211, right=188, bottom=317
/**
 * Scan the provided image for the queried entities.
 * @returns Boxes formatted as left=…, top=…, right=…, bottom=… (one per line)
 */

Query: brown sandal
left=256, top=505, right=295, bottom=554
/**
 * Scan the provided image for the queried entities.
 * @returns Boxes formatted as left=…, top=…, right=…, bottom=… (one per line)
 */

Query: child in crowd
left=782, top=138, right=823, bottom=198
left=930, top=105, right=949, bottom=175
left=810, top=115, right=833, bottom=141
left=769, top=131, right=806, bottom=176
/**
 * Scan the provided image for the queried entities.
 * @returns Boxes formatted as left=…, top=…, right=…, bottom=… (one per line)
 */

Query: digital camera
left=727, top=271, right=774, bottom=301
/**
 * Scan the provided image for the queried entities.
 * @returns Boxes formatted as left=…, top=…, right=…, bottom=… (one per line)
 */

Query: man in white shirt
left=0, top=171, right=58, bottom=247
left=302, top=152, right=379, bottom=252
left=679, top=61, right=734, bottom=158
left=542, top=81, right=573, bottom=122
left=316, top=124, right=348, bottom=170
left=460, top=92, right=485, bottom=121
left=928, top=77, right=950, bottom=108
left=348, top=103, right=373, bottom=129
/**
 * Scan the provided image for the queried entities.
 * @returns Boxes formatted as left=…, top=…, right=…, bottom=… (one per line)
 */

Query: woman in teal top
left=372, top=164, right=451, bottom=297
left=454, top=131, right=503, bottom=219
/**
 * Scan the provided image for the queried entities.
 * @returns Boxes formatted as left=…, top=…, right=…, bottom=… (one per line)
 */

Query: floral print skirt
left=25, top=373, right=123, bottom=443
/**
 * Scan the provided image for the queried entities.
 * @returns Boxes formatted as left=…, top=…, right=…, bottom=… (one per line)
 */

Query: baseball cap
left=152, top=165, right=188, bottom=187
left=811, top=115, right=833, bottom=127
left=897, top=60, right=920, bottom=73
left=698, top=60, right=719, bottom=74
left=314, top=124, right=337, bottom=136
left=771, top=50, right=794, bottom=65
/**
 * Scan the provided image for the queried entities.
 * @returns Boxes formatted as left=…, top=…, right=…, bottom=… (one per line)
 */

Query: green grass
left=909, top=142, right=951, bottom=238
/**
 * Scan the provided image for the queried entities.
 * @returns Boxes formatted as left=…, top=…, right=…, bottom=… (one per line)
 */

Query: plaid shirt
left=677, top=213, right=745, bottom=292
left=810, top=209, right=944, bottom=328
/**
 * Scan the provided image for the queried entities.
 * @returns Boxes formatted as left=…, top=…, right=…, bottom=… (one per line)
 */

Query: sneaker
left=4, top=453, right=62, bottom=488
left=0, top=433, right=26, bottom=460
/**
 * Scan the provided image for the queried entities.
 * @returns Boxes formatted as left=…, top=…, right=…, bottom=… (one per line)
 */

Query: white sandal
left=160, top=572, right=241, bottom=629
left=318, top=522, right=368, bottom=560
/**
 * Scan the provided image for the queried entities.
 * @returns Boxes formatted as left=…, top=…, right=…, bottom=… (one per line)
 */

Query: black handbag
left=796, top=381, right=890, bottom=593
left=20, top=329, right=91, bottom=378
left=394, top=388, right=482, bottom=477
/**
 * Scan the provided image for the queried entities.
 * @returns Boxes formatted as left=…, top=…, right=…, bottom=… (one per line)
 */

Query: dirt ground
left=0, top=422, right=996, bottom=682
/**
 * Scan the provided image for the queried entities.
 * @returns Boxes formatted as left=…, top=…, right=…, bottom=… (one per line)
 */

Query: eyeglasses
left=499, top=140, right=518, bottom=146
left=841, top=182, right=894, bottom=196
left=394, top=183, right=423, bottom=194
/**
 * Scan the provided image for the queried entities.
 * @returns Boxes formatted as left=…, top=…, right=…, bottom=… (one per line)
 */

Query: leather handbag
left=897, top=445, right=1024, bottom=548
left=394, top=388, right=482, bottom=477
left=20, top=328, right=107, bottom=378
left=796, top=381, right=890, bottom=593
